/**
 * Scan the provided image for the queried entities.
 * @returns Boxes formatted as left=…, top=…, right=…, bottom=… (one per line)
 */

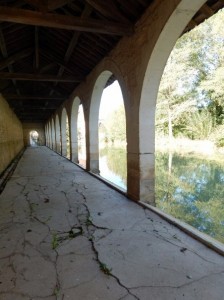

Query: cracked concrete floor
left=0, top=147, right=223, bottom=300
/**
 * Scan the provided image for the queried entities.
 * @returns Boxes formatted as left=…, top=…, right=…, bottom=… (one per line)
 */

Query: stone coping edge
left=0, top=147, right=25, bottom=194
left=139, top=201, right=224, bottom=257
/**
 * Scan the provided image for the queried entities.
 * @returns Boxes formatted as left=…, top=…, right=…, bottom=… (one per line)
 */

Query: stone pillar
left=88, top=71, right=112, bottom=174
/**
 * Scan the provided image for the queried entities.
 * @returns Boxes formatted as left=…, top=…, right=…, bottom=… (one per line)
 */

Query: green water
left=99, top=146, right=224, bottom=243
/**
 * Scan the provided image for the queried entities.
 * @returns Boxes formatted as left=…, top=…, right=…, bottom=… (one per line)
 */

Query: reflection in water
left=156, top=152, right=224, bottom=243
left=99, top=146, right=224, bottom=243
left=99, top=147, right=127, bottom=190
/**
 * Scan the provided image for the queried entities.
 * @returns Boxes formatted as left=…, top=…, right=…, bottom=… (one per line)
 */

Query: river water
left=99, top=146, right=224, bottom=243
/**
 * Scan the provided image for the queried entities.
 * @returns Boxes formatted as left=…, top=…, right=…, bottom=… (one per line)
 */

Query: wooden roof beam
left=200, top=4, right=214, bottom=17
left=85, top=0, right=130, bottom=23
left=34, top=26, right=39, bottom=71
left=47, top=0, right=73, bottom=11
left=0, top=7, right=133, bottom=36
left=3, top=94, right=66, bottom=100
left=24, top=0, right=72, bottom=12
left=0, top=48, right=33, bottom=70
left=0, top=72, right=82, bottom=82
left=49, top=4, right=92, bottom=96
left=0, top=28, right=20, bottom=95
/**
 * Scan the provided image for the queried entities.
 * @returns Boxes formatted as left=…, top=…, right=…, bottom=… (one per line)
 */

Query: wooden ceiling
left=0, top=0, right=223, bottom=122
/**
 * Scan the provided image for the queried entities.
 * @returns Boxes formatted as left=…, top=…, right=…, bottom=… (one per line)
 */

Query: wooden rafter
left=40, top=50, right=74, bottom=74
left=0, top=28, right=20, bottom=95
left=0, top=72, right=82, bottom=82
left=34, top=26, right=39, bottom=71
left=47, top=0, right=74, bottom=11
left=0, top=7, right=133, bottom=36
left=24, top=0, right=72, bottom=12
left=49, top=4, right=92, bottom=96
left=3, top=94, right=66, bottom=100
left=200, top=4, right=214, bottom=17
left=85, top=0, right=130, bottom=23
left=0, top=48, right=33, bottom=70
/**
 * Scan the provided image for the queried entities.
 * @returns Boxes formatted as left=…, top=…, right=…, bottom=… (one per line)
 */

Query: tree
left=102, top=105, right=126, bottom=144
left=156, top=8, right=224, bottom=141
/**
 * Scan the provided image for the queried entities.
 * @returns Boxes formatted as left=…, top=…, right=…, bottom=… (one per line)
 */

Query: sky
left=99, top=80, right=124, bottom=120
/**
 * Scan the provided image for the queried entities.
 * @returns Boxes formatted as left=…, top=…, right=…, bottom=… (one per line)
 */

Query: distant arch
left=61, top=108, right=68, bottom=157
left=55, top=114, right=61, bottom=154
left=29, top=130, right=39, bottom=146
left=51, top=118, right=56, bottom=150
left=77, top=103, right=86, bottom=168
left=70, top=96, right=80, bottom=162
left=89, top=68, right=128, bottom=174
left=48, top=122, right=52, bottom=149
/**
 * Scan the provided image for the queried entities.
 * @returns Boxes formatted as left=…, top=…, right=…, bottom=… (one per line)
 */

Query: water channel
left=99, top=146, right=224, bottom=243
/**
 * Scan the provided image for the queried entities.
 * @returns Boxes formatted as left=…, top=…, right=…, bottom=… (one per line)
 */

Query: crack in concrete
left=129, top=270, right=224, bottom=291
left=1, top=148, right=224, bottom=300
left=72, top=185, right=140, bottom=300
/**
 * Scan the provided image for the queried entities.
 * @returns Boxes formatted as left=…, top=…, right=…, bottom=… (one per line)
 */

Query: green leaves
left=156, top=8, right=224, bottom=141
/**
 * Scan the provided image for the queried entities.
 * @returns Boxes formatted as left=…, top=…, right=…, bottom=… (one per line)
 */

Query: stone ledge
left=139, top=201, right=224, bottom=257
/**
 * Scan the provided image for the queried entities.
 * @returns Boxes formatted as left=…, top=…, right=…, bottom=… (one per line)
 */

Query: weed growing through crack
left=69, top=227, right=83, bottom=238
left=99, top=262, right=112, bottom=275
left=85, top=216, right=93, bottom=226
left=53, top=285, right=60, bottom=296
left=30, top=203, right=38, bottom=214
left=44, top=216, right=52, bottom=224
left=51, top=233, right=59, bottom=250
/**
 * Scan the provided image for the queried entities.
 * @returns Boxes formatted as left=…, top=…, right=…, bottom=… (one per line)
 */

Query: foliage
left=51, top=233, right=59, bottom=250
left=99, top=262, right=112, bottom=275
left=100, top=105, right=126, bottom=143
left=184, top=110, right=214, bottom=139
left=156, top=9, right=224, bottom=144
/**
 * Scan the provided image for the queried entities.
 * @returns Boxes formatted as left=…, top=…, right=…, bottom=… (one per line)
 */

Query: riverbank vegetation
left=156, top=9, right=224, bottom=148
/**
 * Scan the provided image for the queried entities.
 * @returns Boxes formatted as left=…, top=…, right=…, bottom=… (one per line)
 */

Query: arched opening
left=45, top=124, right=49, bottom=147
left=71, top=97, right=80, bottom=163
left=139, top=0, right=207, bottom=204
left=66, top=115, right=70, bottom=159
left=29, top=130, right=39, bottom=146
left=61, top=108, right=68, bottom=157
left=99, top=80, right=127, bottom=190
left=49, top=122, right=52, bottom=149
left=77, top=104, right=86, bottom=168
left=55, top=114, right=61, bottom=154
left=51, top=119, right=55, bottom=150
left=139, top=0, right=224, bottom=243
left=155, top=8, right=224, bottom=244
left=89, top=70, right=112, bottom=173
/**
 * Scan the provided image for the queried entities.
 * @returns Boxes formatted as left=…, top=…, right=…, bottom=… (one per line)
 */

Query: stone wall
left=0, top=94, right=24, bottom=174
left=22, top=123, right=46, bottom=146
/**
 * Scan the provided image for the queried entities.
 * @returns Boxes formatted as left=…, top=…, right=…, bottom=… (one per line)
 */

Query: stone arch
left=51, top=118, right=56, bottom=150
left=55, top=114, right=61, bottom=154
left=89, top=64, right=128, bottom=174
left=45, top=124, right=49, bottom=147
left=138, top=0, right=207, bottom=204
left=48, top=121, right=52, bottom=149
left=29, top=130, right=39, bottom=146
left=70, top=96, right=80, bottom=163
left=77, top=102, right=87, bottom=168
left=61, top=108, right=68, bottom=157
